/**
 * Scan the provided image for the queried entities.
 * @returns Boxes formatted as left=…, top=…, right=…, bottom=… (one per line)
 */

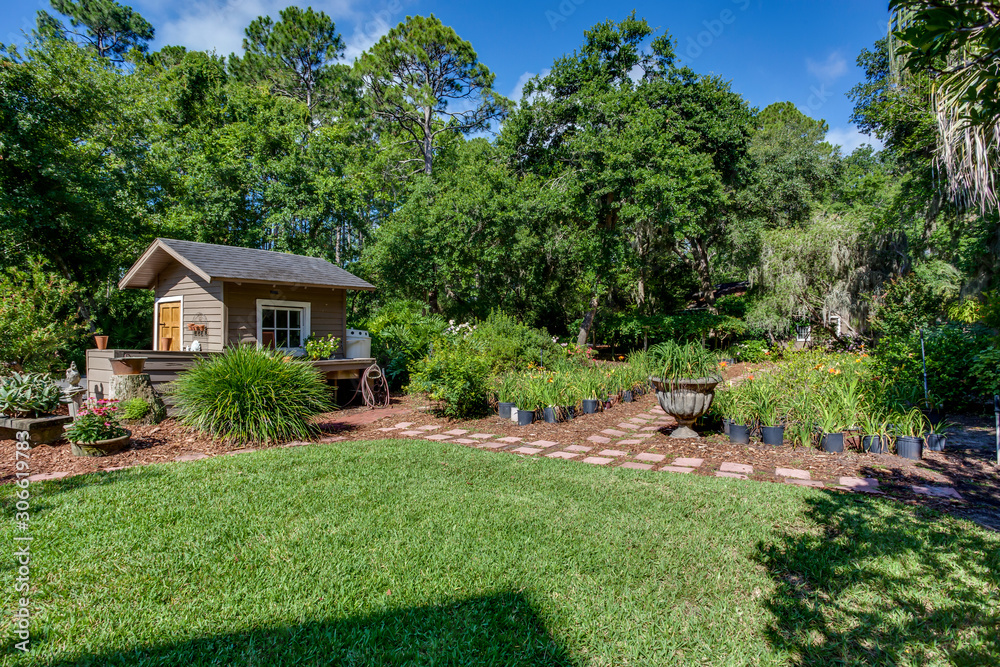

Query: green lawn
left=3, top=441, right=999, bottom=666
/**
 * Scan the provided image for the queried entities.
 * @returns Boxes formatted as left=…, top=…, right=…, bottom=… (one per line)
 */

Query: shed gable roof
left=119, top=238, right=375, bottom=291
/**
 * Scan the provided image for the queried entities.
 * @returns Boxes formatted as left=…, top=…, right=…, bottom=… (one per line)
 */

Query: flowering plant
left=64, top=399, right=128, bottom=443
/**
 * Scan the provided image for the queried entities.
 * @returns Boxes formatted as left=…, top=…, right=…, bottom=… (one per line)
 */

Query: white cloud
left=806, top=50, right=848, bottom=83
left=510, top=69, right=550, bottom=103
left=826, top=126, right=882, bottom=154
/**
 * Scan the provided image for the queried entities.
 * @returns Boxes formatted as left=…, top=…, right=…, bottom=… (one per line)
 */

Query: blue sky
left=2, top=0, right=890, bottom=151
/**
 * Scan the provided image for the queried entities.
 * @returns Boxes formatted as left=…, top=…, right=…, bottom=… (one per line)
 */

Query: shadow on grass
left=41, top=591, right=573, bottom=666
left=756, top=491, right=1000, bottom=665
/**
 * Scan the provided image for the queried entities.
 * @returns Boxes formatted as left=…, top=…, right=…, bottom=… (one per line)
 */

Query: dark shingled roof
left=119, top=238, right=375, bottom=291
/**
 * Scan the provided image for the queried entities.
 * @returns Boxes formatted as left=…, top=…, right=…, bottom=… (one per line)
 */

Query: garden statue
left=191, top=339, right=202, bottom=352
left=65, top=361, right=81, bottom=387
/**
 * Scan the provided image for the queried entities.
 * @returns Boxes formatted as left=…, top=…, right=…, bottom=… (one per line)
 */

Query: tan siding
left=224, top=283, right=346, bottom=352
left=154, top=262, right=225, bottom=351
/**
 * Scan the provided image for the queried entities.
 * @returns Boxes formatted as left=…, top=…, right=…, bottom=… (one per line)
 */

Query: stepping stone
left=27, top=471, right=72, bottom=482
left=225, top=448, right=256, bottom=456
left=443, top=429, right=469, bottom=436
left=102, top=466, right=128, bottom=472
left=601, top=429, right=628, bottom=437
left=453, top=438, right=477, bottom=445
left=528, top=440, right=559, bottom=448
left=582, top=456, right=614, bottom=465
left=481, top=442, right=508, bottom=449
left=640, top=426, right=661, bottom=432
left=285, top=440, right=310, bottom=447
left=912, top=485, right=963, bottom=500
left=394, top=422, right=414, bottom=429
left=469, top=433, right=494, bottom=439
left=776, top=468, right=810, bottom=480
left=399, top=430, right=423, bottom=437
left=598, top=449, right=627, bottom=457
left=565, top=445, right=592, bottom=452
left=673, top=457, right=703, bottom=468
left=424, top=434, right=452, bottom=441
left=616, top=422, right=640, bottom=430
left=839, top=477, right=880, bottom=489
left=659, top=465, right=695, bottom=474
left=587, top=435, right=611, bottom=444
left=650, top=408, right=666, bottom=415
left=318, top=436, right=345, bottom=443
left=635, top=452, right=666, bottom=463
left=175, top=453, right=208, bottom=462
left=617, top=439, right=643, bottom=445
left=417, top=425, right=440, bottom=431
left=715, top=471, right=748, bottom=480
left=547, top=451, right=578, bottom=459
left=786, top=479, right=825, bottom=488
left=620, top=462, right=654, bottom=470
left=512, top=446, right=543, bottom=455
left=377, top=427, right=398, bottom=432
left=720, top=462, right=753, bottom=474
left=630, top=417, right=650, bottom=423
left=634, top=433, right=655, bottom=439
left=834, top=485, right=883, bottom=494
left=496, top=436, right=522, bottom=444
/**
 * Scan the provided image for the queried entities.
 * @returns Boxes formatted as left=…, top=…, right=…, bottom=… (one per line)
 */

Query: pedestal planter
left=543, top=407, right=558, bottom=424
left=649, top=376, right=719, bottom=439
left=862, top=435, right=887, bottom=454
left=822, top=433, right=845, bottom=453
left=498, top=402, right=515, bottom=420
left=729, top=423, right=750, bottom=444
left=925, top=434, right=946, bottom=452
left=896, top=436, right=923, bottom=460
left=517, top=409, right=535, bottom=426
left=110, top=357, right=147, bottom=375
left=582, top=399, right=599, bottom=414
left=70, top=430, right=131, bottom=457
left=761, top=425, right=785, bottom=446
left=0, top=415, right=73, bottom=446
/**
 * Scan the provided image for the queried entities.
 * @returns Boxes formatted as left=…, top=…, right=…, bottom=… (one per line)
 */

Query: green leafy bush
left=971, top=345, right=1000, bottom=399
left=364, top=300, right=448, bottom=389
left=170, top=346, right=333, bottom=444
left=407, top=337, right=491, bottom=418
left=0, top=372, right=62, bottom=417
left=731, top=339, right=772, bottom=363
left=120, top=397, right=151, bottom=421
left=466, top=311, right=564, bottom=372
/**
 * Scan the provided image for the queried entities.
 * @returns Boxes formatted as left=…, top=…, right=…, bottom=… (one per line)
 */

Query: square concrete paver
left=912, top=485, right=963, bottom=500
left=417, top=425, right=440, bottom=431
left=453, top=438, right=477, bottom=445
left=27, top=471, right=72, bottom=482
left=617, top=439, right=643, bottom=445
left=547, top=451, right=578, bottom=459
left=443, top=429, right=469, bottom=436
left=601, top=429, right=628, bottom=437
left=673, top=457, right=704, bottom=468
left=635, top=452, right=666, bottom=463
left=630, top=417, right=650, bottom=424
left=715, top=471, right=749, bottom=480
left=598, top=449, right=627, bottom=457
left=378, top=427, right=399, bottom=432
left=424, top=434, right=453, bottom=441
left=587, top=435, right=611, bottom=444
left=786, top=478, right=825, bottom=488
left=393, top=422, right=414, bottom=429
left=481, top=441, right=507, bottom=449
left=399, top=430, right=423, bottom=436
left=616, top=422, right=640, bottom=430
left=565, top=444, right=592, bottom=452
left=495, top=436, right=522, bottom=444
left=512, top=447, right=543, bottom=455
left=659, top=465, right=695, bottom=474
left=839, top=477, right=880, bottom=489
left=776, top=468, right=811, bottom=480
left=175, top=453, right=208, bottom=462
left=634, top=433, right=655, bottom=439
left=528, top=440, right=559, bottom=448
left=639, top=426, right=661, bottom=432
left=469, top=433, right=494, bottom=439
left=720, top=462, right=753, bottom=474
left=620, top=462, right=654, bottom=470
left=582, top=456, right=614, bottom=465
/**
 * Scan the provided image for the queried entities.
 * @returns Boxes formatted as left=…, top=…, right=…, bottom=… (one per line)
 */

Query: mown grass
left=2, top=441, right=998, bottom=666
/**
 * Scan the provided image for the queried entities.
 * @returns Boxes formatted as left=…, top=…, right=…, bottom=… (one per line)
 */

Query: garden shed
left=86, top=238, right=376, bottom=402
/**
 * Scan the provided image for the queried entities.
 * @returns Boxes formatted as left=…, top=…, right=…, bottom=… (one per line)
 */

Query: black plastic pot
left=862, top=435, right=886, bottom=454
left=563, top=406, right=575, bottom=420
left=926, top=433, right=946, bottom=452
left=896, top=435, right=923, bottom=460
left=517, top=408, right=535, bottom=426
left=543, top=407, right=557, bottom=424
left=729, top=423, right=750, bottom=445
left=761, top=425, right=785, bottom=446
left=623, top=390, right=633, bottom=403
left=822, top=433, right=844, bottom=453
left=582, top=399, right=599, bottom=414
left=498, top=402, right=515, bottom=420
left=922, top=408, right=944, bottom=426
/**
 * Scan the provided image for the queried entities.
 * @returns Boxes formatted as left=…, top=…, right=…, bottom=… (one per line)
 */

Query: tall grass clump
left=648, top=341, right=722, bottom=386
left=170, top=346, right=333, bottom=444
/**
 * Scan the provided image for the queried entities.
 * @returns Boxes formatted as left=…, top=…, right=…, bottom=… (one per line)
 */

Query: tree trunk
left=109, top=373, right=166, bottom=425
left=689, top=238, right=718, bottom=315
left=576, top=293, right=600, bottom=347
left=422, top=106, right=434, bottom=175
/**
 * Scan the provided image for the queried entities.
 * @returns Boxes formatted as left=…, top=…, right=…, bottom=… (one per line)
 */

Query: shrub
left=970, top=345, right=1000, bottom=399
left=649, top=341, right=722, bottom=385
left=407, top=337, right=491, bottom=419
left=120, top=397, right=151, bottom=421
left=0, top=372, right=62, bottom=417
left=466, top=311, right=563, bottom=372
left=731, top=339, right=772, bottom=363
left=64, top=399, right=127, bottom=443
left=170, top=346, right=333, bottom=444
left=364, top=300, right=448, bottom=388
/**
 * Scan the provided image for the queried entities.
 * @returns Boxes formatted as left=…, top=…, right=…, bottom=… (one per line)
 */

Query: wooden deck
left=86, top=349, right=377, bottom=412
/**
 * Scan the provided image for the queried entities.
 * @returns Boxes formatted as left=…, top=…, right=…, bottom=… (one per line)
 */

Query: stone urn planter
left=70, top=430, right=131, bottom=457
left=649, top=376, right=720, bottom=439
left=0, top=415, right=73, bottom=446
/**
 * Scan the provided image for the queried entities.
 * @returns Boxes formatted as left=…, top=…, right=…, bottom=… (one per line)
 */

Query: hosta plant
left=0, top=372, right=61, bottom=418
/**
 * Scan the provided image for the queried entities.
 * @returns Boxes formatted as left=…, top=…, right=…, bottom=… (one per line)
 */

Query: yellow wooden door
left=158, top=303, right=180, bottom=351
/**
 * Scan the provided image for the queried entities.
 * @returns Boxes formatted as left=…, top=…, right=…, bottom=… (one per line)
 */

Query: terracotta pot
left=71, top=430, right=131, bottom=457
left=94, top=335, right=109, bottom=350
left=110, top=357, right=147, bottom=375
left=160, top=337, right=173, bottom=352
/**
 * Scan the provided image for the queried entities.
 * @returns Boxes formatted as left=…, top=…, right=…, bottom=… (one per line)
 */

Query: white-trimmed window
left=828, top=314, right=842, bottom=336
left=256, top=299, right=310, bottom=350
left=795, top=325, right=811, bottom=343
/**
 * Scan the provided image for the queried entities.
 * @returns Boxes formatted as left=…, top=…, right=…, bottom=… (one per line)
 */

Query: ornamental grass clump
left=169, top=345, right=333, bottom=445
left=649, top=341, right=722, bottom=387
